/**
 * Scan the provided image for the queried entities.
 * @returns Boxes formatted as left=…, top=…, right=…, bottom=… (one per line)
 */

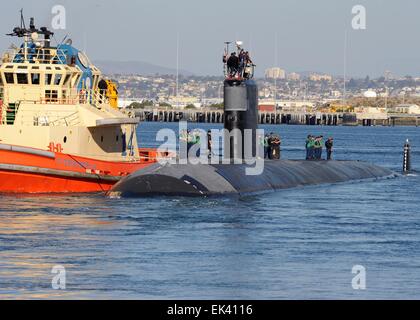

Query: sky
left=1, top=0, right=420, bottom=78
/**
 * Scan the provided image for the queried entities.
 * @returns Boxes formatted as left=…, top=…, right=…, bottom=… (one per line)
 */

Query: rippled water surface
left=0, top=123, right=419, bottom=299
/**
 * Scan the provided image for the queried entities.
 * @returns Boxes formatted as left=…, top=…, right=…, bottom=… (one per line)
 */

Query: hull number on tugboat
left=48, top=142, right=63, bottom=153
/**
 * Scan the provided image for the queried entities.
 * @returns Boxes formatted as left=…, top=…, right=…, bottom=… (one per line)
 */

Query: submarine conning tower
left=223, top=41, right=258, bottom=161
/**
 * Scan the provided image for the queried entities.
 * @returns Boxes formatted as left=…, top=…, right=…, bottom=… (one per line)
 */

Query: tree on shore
left=128, top=100, right=154, bottom=109
left=208, top=103, right=224, bottom=110
left=159, top=102, right=173, bottom=109
left=331, top=96, right=420, bottom=110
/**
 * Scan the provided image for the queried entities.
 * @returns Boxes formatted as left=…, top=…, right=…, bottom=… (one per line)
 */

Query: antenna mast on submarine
left=223, top=41, right=231, bottom=77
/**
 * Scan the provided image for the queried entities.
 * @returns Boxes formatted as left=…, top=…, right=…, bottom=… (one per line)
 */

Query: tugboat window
left=17, top=73, right=28, bottom=84
left=31, top=73, right=40, bottom=85
left=45, top=74, right=53, bottom=85
left=5, top=73, right=14, bottom=84
left=63, top=74, right=71, bottom=86
left=63, top=136, right=67, bottom=143
left=45, top=90, right=59, bottom=102
left=73, top=75, right=81, bottom=87
left=54, top=74, right=62, bottom=85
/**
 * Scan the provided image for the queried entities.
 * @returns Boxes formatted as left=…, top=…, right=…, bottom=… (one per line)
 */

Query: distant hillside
left=94, top=60, right=194, bottom=76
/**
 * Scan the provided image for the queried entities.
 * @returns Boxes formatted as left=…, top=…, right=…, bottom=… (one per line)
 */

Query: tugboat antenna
left=20, top=9, right=26, bottom=30
left=58, top=34, right=69, bottom=47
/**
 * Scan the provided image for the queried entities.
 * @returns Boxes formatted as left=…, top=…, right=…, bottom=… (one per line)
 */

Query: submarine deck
left=108, top=160, right=397, bottom=198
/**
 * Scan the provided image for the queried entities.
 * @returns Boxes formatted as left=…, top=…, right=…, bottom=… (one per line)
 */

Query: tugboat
left=0, top=16, right=159, bottom=193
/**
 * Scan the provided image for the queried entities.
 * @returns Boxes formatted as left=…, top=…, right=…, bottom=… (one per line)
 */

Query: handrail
left=0, top=90, right=114, bottom=126
left=0, top=101, right=20, bottom=125
left=17, top=90, right=110, bottom=108
left=224, top=62, right=255, bottom=81
left=0, top=102, right=4, bottom=125
left=4, top=47, right=69, bottom=65
left=49, top=111, right=80, bottom=126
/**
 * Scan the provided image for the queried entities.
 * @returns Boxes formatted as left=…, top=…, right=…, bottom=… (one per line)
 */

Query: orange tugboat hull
left=0, top=145, right=158, bottom=193
left=0, top=170, right=116, bottom=193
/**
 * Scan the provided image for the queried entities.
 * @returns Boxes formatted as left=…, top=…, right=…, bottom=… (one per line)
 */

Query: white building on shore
left=389, top=104, right=420, bottom=114
left=265, top=68, right=286, bottom=80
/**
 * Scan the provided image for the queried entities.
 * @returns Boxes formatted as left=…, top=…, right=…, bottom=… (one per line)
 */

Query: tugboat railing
left=0, top=88, right=116, bottom=126
left=0, top=92, right=117, bottom=127
left=0, top=103, right=4, bottom=125
left=3, top=108, right=81, bottom=127
left=48, top=111, right=80, bottom=126
left=30, top=90, right=110, bottom=108
left=3, top=47, right=69, bottom=65
left=0, top=87, right=4, bottom=124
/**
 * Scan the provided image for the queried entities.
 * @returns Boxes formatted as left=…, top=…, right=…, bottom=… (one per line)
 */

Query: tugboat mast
left=6, top=10, right=55, bottom=64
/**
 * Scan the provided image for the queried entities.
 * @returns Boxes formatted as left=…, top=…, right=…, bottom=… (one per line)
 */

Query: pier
left=135, top=109, right=342, bottom=125
left=134, top=109, right=420, bottom=126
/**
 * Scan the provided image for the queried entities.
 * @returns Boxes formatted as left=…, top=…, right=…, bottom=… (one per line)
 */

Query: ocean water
left=0, top=123, right=419, bottom=300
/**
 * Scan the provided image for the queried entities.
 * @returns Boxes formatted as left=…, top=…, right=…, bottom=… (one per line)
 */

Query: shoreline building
left=287, top=72, right=301, bottom=81
left=265, top=67, right=286, bottom=80
left=309, top=73, right=333, bottom=82
left=389, top=104, right=420, bottom=114
left=363, top=90, right=377, bottom=98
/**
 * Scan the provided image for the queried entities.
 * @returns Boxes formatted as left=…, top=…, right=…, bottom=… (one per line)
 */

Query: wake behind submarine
left=108, top=43, right=397, bottom=198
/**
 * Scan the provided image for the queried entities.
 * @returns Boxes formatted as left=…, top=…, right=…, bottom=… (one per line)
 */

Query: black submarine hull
left=108, top=160, right=397, bottom=198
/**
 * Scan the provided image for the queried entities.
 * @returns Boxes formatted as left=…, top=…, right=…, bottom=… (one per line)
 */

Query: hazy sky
left=1, top=0, right=419, bottom=77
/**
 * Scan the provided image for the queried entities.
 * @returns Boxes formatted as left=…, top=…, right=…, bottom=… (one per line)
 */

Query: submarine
left=107, top=42, right=397, bottom=198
